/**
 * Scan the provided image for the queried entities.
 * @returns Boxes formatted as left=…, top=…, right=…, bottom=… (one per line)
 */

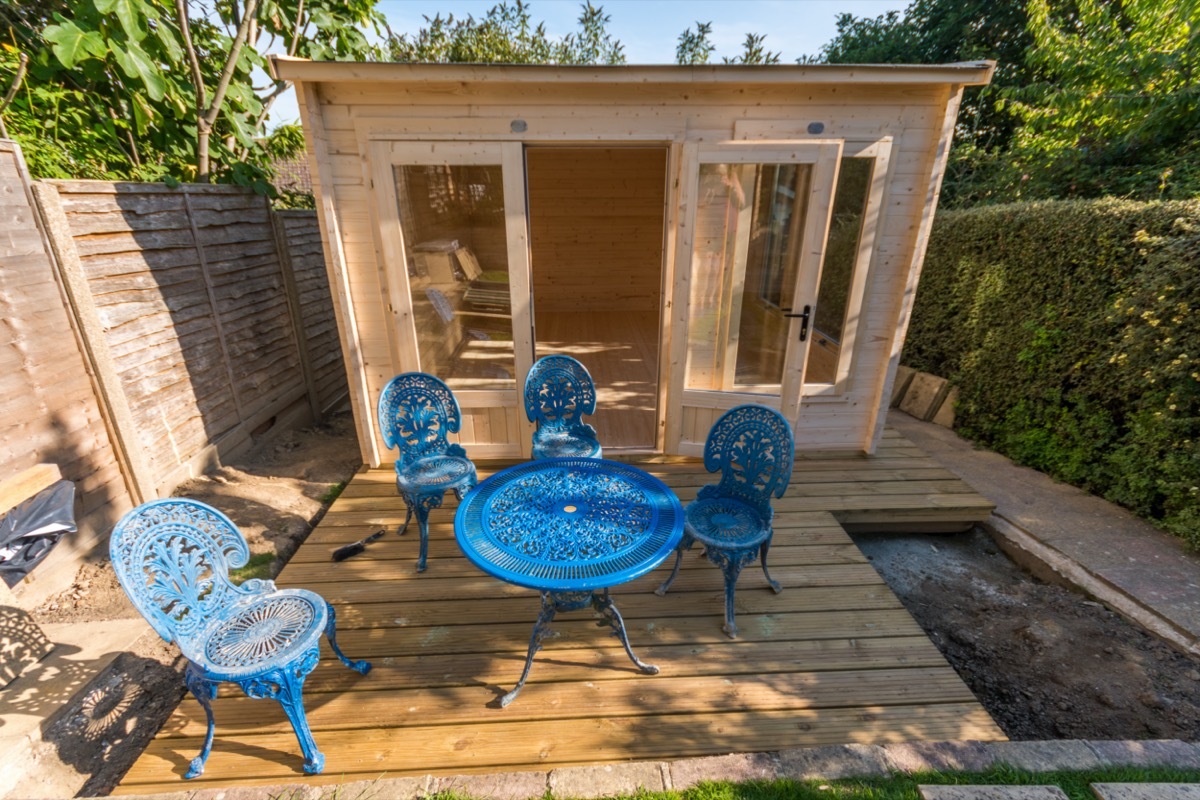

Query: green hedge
left=904, top=199, right=1200, bottom=544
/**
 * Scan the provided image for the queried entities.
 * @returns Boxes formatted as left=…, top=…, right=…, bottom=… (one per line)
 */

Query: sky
left=267, top=0, right=909, bottom=127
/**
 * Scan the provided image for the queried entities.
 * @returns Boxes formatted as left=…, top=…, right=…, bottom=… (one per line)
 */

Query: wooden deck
left=116, top=429, right=1002, bottom=794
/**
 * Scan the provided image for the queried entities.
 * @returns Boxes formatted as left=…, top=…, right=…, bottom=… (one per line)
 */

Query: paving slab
left=888, top=410, right=1200, bottom=656
left=919, top=787, right=1069, bottom=800
left=1086, top=740, right=1200, bottom=769
left=670, top=752, right=780, bottom=788
left=777, top=743, right=890, bottom=779
left=882, top=740, right=1000, bottom=773
left=434, top=770, right=548, bottom=800
left=900, top=373, right=949, bottom=421
left=548, top=761, right=666, bottom=798
left=0, top=618, right=151, bottom=800
left=1090, top=784, right=1200, bottom=800
left=988, top=740, right=1105, bottom=772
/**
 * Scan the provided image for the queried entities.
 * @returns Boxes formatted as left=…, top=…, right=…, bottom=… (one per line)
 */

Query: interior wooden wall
left=527, top=146, right=666, bottom=313
left=0, top=141, right=134, bottom=603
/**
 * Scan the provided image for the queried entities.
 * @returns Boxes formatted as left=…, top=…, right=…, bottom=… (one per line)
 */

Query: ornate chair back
left=702, top=404, right=795, bottom=519
left=109, top=499, right=252, bottom=652
left=523, top=355, right=597, bottom=433
left=378, top=372, right=466, bottom=468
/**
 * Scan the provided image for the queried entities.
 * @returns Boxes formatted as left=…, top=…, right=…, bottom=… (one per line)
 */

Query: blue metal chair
left=523, top=355, right=602, bottom=459
left=378, top=372, right=478, bottom=572
left=655, top=404, right=794, bottom=638
left=109, top=499, right=370, bottom=778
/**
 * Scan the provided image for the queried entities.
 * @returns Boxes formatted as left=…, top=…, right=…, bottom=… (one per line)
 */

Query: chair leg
left=414, top=502, right=433, bottom=572
left=760, top=535, right=782, bottom=594
left=717, top=554, right=748, bottom=639
left=654, top=534, right=693, bottom=596
left=397, top=501, right=414, bottom=536
left=183, top=665, right=218, bottom=779
left=324, top=602, right=372, bottom=675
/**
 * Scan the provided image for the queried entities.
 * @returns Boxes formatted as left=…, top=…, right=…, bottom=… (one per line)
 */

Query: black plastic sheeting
left=0, top=480, right=77, bottom=588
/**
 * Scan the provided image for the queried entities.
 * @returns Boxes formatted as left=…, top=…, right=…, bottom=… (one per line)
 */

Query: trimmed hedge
left=904, top=199, right=1200, bottom=544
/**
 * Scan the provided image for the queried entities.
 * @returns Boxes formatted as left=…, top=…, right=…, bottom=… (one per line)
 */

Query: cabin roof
left=269, top=56, right=996, bottom=87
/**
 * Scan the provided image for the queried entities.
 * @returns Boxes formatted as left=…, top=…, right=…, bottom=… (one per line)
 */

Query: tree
left=675, top=21, right=778, bottom=65
left=1, top=0, right=385, bottom=187
left=388, top=1, right=625, bottom=65
left=810, top=0, right=1033, bottom=152
left=675, top=22, right=714, bottom=65
left=1000, top=0, right=1200, bottom=199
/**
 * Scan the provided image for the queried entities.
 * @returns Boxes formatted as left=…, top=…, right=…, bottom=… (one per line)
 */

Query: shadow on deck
left=116, top=428, right=1003, bottom=793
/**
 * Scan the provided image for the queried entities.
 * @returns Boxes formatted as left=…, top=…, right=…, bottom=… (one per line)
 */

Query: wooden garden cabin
left=271, top=58, right=995, bottom=464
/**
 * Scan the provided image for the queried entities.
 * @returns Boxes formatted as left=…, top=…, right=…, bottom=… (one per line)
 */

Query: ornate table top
left=454, top=457, right=684, bottom=592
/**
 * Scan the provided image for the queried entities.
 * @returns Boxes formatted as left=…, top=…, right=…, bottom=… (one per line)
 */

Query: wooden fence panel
left=0, top=141, right=134, bottom=602
left=277, top=210, right=349, bottom=414
left=44, top=182, right=320, bottom=495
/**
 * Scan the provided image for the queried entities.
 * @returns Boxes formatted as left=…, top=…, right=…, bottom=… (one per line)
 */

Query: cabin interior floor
left=536, top=310, right=659, bottom=451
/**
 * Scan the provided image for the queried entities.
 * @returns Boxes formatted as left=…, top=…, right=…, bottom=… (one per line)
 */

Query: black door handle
left=783, top=304, right=812, bottom=342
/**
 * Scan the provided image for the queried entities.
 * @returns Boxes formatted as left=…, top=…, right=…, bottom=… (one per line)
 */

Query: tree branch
left=176, top=0, right=206, bottom=115
left=202, top=0, right=260, bottom=130
left=0, top=51, right=29, bottom=140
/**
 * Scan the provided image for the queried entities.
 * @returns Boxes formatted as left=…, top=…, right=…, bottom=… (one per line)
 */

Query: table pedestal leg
left=500, top=593, right=559, bottom=708
left=591, top=589, right=659, bottom=675
left=501, top=589, right=658, bottom=707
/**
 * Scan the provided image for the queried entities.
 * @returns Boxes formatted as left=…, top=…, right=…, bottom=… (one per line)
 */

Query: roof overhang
left=268, top=56, right=996, bottom=87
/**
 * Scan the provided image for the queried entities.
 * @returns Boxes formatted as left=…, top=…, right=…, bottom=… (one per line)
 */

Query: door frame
left=366, top=139, right=536, bottom=457
left=664, top=139, right=844, bottom=454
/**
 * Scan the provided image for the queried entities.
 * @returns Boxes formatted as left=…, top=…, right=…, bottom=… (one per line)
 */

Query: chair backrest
left=702, top=404, right=795, bottom=517
left=109, top=499, right=249, bottom=646
left=523, top=355, right=597, bottom=431
left=378, top=372, right=464, bottom=467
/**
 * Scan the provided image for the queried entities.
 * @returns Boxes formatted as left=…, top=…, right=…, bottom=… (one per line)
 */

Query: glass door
left=667, top=141, right=842, bottom=450
left=369, top=141, right=534, bottom=457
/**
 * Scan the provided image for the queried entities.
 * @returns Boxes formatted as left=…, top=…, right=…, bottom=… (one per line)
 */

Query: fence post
left=271, top=208, right=323, bottom=423
left=31, top=183, right=157, bottom=504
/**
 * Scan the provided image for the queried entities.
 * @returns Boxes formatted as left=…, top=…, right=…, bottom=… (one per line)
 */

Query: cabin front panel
left=299, top=77, right=960, bottom=465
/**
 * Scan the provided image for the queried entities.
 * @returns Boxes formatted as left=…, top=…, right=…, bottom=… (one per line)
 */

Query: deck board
left=115, top=430, right=1002, bottom=793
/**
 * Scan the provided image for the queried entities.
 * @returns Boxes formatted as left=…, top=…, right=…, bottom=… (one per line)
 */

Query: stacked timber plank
left=115, top=431, right=1001, bottom=793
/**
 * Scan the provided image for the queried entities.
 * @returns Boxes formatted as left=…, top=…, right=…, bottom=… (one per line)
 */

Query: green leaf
left=111, top=0, right=148, bottom=43
left=130, top=91, right=153, bottom=135
left=43, top=22, right=108, bottom=69
left=113, top=42, right=165, bottom=101
left=154, top=22, right=183, bottom=61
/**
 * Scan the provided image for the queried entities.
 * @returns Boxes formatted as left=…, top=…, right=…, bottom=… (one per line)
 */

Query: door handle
left=783, top=305, right=812, bottom=342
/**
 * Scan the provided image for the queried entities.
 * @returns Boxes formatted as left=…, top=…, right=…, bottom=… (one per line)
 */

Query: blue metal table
left=454, top=457, right=684, bottom=706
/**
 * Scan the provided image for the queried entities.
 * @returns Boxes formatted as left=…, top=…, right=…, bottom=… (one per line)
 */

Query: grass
left=229, top=552, right=277, bottom=584
left=614, top=767, right=1200, bottom=800
left=399, top=767, right=1200, bottom=800
left=319, top=481, right=347, bottom=504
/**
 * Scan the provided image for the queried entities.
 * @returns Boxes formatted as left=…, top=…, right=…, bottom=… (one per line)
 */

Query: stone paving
left=918, top=786, right=1069, bottom=800
left=80, top=739, right=1200, bottom=800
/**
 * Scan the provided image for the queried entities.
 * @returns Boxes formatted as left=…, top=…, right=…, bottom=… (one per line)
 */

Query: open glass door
left=369, top=140, right=534, bottom=458
left=666, top=141, right=842, bottom=453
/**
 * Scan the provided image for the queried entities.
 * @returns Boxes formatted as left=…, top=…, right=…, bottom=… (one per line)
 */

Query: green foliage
left=675, top=22, right=715, bottom=65
left=229, top=552, right=277, bottom=584
left=721, top=33, right=780, bottom=65
left=1, top=0, right=384, bottom=187
left=388, top=1, right=625, bottom=65
left=979, top=0, right=1200, bottom=203
left=904, top=199, right=1200, bottom=543
left=809, top=0, right=1033, bottom=155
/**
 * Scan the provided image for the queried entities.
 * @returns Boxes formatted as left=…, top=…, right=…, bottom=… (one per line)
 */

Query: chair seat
left=532, top=431, right=602, bottom=459
left=397, top=454, right=476, bottom=495
left=684, top=497, right=771, bottom=550
left=200, top=591, right=326, bottom=679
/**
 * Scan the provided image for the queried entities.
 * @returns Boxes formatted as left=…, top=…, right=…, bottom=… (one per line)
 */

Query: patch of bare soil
left=27, top=412, right=360, bottom=797
left=853, top=528, right=1200, bottom=741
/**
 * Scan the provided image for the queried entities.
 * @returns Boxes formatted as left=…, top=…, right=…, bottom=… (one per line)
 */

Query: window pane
left=807, top=157, right=874, bottom=384
left=395, top=164, right=515, bottom=390
left=685, top=162, right=812, bottom=393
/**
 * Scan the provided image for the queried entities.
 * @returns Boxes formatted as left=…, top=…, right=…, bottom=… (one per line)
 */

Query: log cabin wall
left=0, top=141, right=134, bottom=603
left=279, top=63, right=990, bottom=462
